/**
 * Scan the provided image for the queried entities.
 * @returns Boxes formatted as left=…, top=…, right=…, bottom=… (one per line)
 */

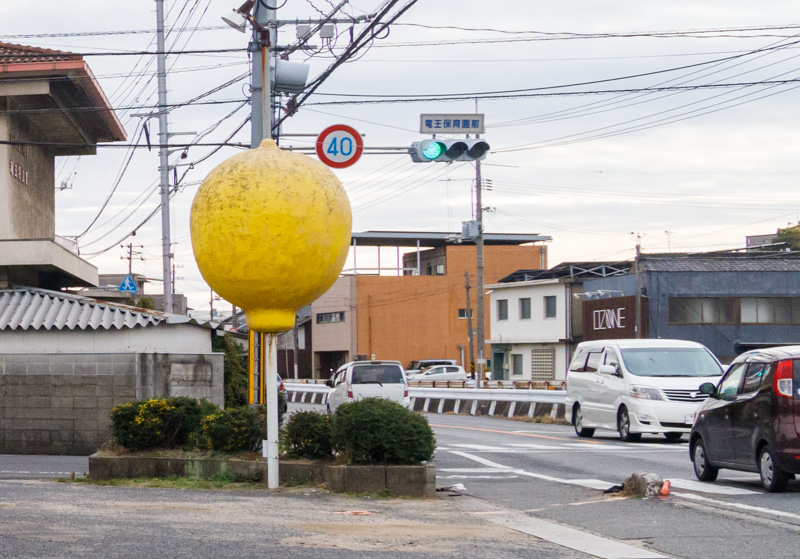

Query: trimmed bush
left=201, top=406, right=263, bottom=453
left=331, top=398, right=435, bottom=465
left=110, top=397, right=217, bottom=451
left=281, top=411, right=332, bottom=460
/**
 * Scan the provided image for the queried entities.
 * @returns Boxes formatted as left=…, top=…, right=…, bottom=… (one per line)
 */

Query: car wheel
left=664, top=432, right=684, bottom=441
left=759, top=445, right=790, bottom=492
left=692, top=438, right=719, bottom=482
left=617, top=407, right=642, bottom=442
left=573, top=405, right=595, bottom=438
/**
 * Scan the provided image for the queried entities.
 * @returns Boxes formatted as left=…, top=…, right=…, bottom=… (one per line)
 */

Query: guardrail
left=284, top=383, right=567, bottom=420
left=284, top=378, right=567, bottom=390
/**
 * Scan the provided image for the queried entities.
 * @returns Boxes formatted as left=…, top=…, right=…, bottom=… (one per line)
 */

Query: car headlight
left=630, top=385, right=663, bottom=400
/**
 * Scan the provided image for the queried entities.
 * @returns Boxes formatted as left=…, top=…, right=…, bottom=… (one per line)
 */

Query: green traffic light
left=422, top=141, right=444, bottom=160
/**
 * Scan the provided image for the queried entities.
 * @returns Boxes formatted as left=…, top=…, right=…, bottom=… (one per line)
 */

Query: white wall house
left=487, top=278, right=577, bottom=383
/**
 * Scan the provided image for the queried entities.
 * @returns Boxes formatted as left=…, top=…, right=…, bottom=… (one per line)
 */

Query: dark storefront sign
left=583, top=296, right=649, bottom=340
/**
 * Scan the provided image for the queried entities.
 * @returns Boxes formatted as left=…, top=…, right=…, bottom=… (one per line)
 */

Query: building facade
left=584, top=252, right=800, bottom=363
left=309, top=231, right=551, bottom=377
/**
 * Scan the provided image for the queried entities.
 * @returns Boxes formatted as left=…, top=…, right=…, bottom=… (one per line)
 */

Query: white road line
left=675, top=492, right=800, bottom=521
left=505, top=443, right=565, bottom=450
left=448, top=444, right=507, bottom=451
left=484, top=511, right=667, bottom=559
left=669, top=479, right=759, bottom=495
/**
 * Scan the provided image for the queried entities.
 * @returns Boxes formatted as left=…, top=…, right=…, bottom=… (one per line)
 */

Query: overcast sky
left=2, top=1, right=799, bottom=318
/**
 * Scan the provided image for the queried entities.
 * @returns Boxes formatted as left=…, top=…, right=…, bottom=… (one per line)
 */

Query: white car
left=325, top=360, right=411, bottom=414
left=405, top=359, right=457, bottom=375
left=565, top=339, right=724, bottom=442
left=406, top=364, right=468, bottom=383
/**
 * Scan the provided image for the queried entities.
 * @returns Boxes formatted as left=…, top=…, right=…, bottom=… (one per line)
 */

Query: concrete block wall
left=0, top=352, right=223, bottom=455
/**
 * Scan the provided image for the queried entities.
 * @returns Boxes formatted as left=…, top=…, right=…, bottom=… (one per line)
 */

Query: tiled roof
left=640, top=254, right=800, bottom=272
left=0, top=288, right=166, bottom=331
left=0, top=41, right=80, bottom=64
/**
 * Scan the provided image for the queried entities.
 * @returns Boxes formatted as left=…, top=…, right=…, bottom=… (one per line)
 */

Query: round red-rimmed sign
left=315, top=124, right=363, bottom=169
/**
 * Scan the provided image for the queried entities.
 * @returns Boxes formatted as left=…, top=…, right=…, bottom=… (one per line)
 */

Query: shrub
left=281, top=411, right=333, bottom=460
left=201, top=406, right=263, bottom=453
left=331, top=398, right=435, bottom=465
left=110, top=397, right=219, bottom=451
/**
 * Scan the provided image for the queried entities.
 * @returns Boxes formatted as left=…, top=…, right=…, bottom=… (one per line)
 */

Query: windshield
left=620, top=348, right=723, bottom=377
left=352, top=364, right=405, bottom=384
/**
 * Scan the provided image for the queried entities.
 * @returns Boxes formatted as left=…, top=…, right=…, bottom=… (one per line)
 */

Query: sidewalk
left=0, top=479, right=594, bottom=558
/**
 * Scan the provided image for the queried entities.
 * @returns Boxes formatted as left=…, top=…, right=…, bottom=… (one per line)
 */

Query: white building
left=487, top=262, right=631, bottom=382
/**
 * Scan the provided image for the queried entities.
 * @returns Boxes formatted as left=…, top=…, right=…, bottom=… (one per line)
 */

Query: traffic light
left=410, top=139, right=490, bottom=162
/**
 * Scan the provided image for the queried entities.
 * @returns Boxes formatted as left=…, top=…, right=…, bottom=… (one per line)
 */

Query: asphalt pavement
left=0, top=478, right=601, bottom=558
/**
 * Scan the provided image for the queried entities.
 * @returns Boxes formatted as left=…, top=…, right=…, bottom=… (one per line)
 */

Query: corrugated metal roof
left=640, top=255, right=800, bottom=272
left=0, top=288, right=166, bottom=331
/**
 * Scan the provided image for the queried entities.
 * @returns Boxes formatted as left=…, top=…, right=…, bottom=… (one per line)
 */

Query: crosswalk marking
left=445, top=450, right=764, bottom=497
left=439, top=441, right=687, bottom=454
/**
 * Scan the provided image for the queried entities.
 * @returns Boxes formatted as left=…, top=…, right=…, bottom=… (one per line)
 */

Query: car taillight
left=404, top=385, right=409, bottom=399
left=774, top=359, right=793, bottom=398
left=347, top=384, right=353, bottom=399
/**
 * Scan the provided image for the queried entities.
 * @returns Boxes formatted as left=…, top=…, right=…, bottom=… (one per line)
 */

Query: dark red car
left=690, top=345, right=800, bottom=492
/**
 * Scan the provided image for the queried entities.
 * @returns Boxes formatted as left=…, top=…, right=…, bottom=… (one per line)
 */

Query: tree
left=212, top=332, right=248, bottom=408
left=775, top=225, right=800, bottom=251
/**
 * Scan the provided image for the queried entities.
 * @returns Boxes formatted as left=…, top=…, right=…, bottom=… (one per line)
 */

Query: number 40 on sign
left=315, top=124, right=363, bottom=169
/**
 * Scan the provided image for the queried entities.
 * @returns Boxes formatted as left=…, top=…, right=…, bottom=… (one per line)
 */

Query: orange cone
left=660, top=480, right=671, bottom=496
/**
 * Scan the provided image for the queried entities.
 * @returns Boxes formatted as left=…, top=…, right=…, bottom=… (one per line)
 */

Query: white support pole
left=264, top=333, right=280, bottom=488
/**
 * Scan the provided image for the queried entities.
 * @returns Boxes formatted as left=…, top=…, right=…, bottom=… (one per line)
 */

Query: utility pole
left=251, top=0, right=277, bottom=145
left=209, top=289, right=215, bottom=320
left=464, top=271, right=475, bottom=379
left=249, top=0, right=280, bottom=490
left=475, top=154, right=486, bottom=383
left=155, top=0, right=173, bottom=314
left=634, top=233, right=642, bottom=339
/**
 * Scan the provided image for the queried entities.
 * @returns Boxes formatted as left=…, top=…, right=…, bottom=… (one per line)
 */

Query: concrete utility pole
left=251, top=0, right=278, bottom=145
left=464, top=271, right=475, bottom=378
left=475, top=155, right=486, bottom=383
left=634, top=233, right=642, bottom=339
left=155, top=0, right=174, bottom=314
left=248, top=0, right=281, bottom=490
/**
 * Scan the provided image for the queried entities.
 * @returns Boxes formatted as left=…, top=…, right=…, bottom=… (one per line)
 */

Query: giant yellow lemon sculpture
left=190, top=139, right=351, bottom=332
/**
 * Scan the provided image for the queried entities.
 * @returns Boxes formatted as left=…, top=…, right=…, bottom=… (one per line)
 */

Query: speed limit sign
left=315, top=124, right=363, bottom=169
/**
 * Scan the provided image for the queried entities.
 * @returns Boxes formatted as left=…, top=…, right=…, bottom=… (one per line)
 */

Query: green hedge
left=110, top=397, right=215, bottom=451
left=330, top=398, right=435, bottom=465
left=110, top=397, right=285, bottom=453
left=280, top=411, right=332, bottom=460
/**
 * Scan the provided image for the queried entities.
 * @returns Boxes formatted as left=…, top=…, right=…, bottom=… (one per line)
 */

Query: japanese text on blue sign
left=420, top=114, right=485, bottom=134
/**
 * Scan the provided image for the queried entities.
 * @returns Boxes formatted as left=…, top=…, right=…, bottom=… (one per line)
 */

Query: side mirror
left=699, top=382, right=716, bottom=396
left=598, top=364, right=619, bottom=376
left=325, top=379, right=333, bottom=388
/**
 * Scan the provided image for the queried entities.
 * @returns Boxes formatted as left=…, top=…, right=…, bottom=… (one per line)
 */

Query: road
left=5, top=405, right=800, bottom=558
left=430, top=412, right=800, bottom=559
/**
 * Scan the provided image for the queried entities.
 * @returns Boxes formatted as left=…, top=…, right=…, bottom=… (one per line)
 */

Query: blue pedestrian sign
left=119, top=274, right=137, bottom=293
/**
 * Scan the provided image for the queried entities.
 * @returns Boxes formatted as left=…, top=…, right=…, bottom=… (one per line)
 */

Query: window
left=351, top=364, right=404, bottom=384
left=519, top=298, right=531, bottom=319
left=718, top=363, right=747, bottom=397
left=569, top=348, right=589, bottom=372
left=669, top=298, right=737, bottom=324
left=544, top=296, right=557, bottom=318
left=511, top=354, right=523, bottom=376
left=316, top=312, right=345, bottom=324
left=497, top=299, right=508, bottom=320
left=585, top=351, right=603, bottom=373
left=531, top=348, right=556, bottom=381
left=742, top=362, right=769, bottom=394
left=458, top=308, right=473, bottom=319
left=741, top=298, right=793, bottom=324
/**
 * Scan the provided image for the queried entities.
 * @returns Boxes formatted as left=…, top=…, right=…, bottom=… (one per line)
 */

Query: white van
left=565, top=339, right=724, bottom=441
left=326, top=360, right=411, bottom=414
